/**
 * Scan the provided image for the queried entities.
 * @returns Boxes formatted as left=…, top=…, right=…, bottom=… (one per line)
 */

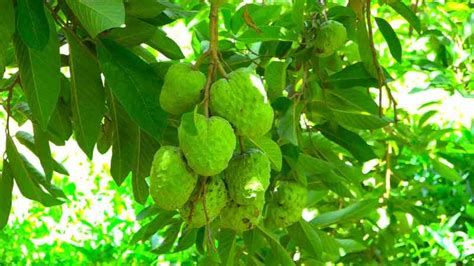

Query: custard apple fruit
left=210, top=68, right=274, bottom=138
left=180, top=176, right=228, bottom=228
left=220, top=199, right=264, bottom=232
left=314, top=20, right=347, bottom=57
left=160, top=63, right=206, bottom=115
left=149, top=146, right=197, bottom=210
left=178, top=113, right=236, bottom=176
left=224, top=149, right=270, bottom=205
left=266, top=181, right=307, bottom=228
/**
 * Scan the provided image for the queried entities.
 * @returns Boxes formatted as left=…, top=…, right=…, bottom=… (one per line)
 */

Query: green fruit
left=180, top=176, right=228, bottom=228
left=266, top=181, right=307, bottom=228
left=210, top=68, right=274, bottom=138
left=149, top=146, right=197, bottom=210
left=314, top=20, right=347, bottom=57
left=224, top=149, right=270, bottom=205
left=220, top=199, right=264, bottom=232
left=178, top=113, right=236, bottom=176
left=160, top=63, right=206, bottom=115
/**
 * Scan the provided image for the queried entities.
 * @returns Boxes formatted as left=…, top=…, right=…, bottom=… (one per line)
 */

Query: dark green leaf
left=256, top=225, right=295, bottom=266
left=65, top=29, right=105, bottom=158
left=6, top=136, right=63, bottom=206
left=264, top=60, right=289, bottom=101
left=65, top=0, right=125, bottom=37
left=130, top=210, right=177, bottom=244
left=318, top=123, right=377, bottom=162
left=278, top=101, right=301, bottom=146
left=125, top=0, right=165, bottom=19
left=249, top=136, right=282, bottom=171
left=287, top=220, right=322, bottom=259
left=389, top=1, right=421, bottom=33
left=174, top=228, right=198, bottom=252
left=328, top=62, right=378, bottom=89
left=136, top=205, right=161, bottom=221
left=238, top=26, right=298, bottom=43
left=14, top=13, right=61, bottom=130
left=217, top=229, right=237, bottom=266
left=311, top=199, right=379, bottom=227
left=32, top=124, right=54, bottom=180
left=132, top=130, right=159, bottom=204
left=153, top=221, right=182, bottom=254
left=432, top=158, right=462, bottom=182
left=98, top=39, right=167, bottom=140
left=0, top=0, right=15, bottom=74
left=146, top=29, right=185, bottom=60
left=375, top=17, right=402, bottom=62
left=0, top=161, right=14, bottom=229
left=107, top=17, right=156, bottom=47
left=97, top=120, right=113, bottom=154
left=296, top=153, right=334, bottom=176
left=16, top=0, right=49, bottom=50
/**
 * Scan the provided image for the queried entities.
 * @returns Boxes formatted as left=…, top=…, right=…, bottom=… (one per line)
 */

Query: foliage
left=0, top=0, right=473, bottom=264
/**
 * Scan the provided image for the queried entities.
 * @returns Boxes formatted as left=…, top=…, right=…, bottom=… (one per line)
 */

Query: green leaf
left=278, top=101, right=301, bottom=146
left=0, top=161, right=14, bottom=229
left=287, top=220, right=322, bottom=259
left=375, top=17, right=402, bottom=62
left=264, top=60, right=289, bottom=101
left=153, top=221, right=182, bottom=254
left=65, top=29, right=105, bottom=158
left=174, top=228, right=198, bottom=252
left=146, top=29, right=185, bottom=60
left=108, top=91, right=139, bottom=186
left=180, top=112, right=198, bottom=136
left=65, top=0, right=125, bottom=37
left=389, top=1, right=421, bottom=33
left=432, top=157, right=462, bottom=182
left=107, top=17, right=156, bottom=47
left=16, top=0, right=49, bottom=50
left=249, top=136, right=282, bottom=171
left=318, top=123, right=377, bottom=162
left=238, top=26, right=298, bottom=44
left=14, top=13, right=61, bottom=130
left=132, top=130, right=159, bottom=204
left=230, top=4, right=282, bottom=34
left=296, top=153, right=334, bottom=176
left=256, top=225, right=295, bottom=266
left=125, top=0, right=165, bottom=19
left=0, top=0, right=15, bottom=74
left=217, top=229, right=237, bottom=266
left=6, top=136, right=63, bottom=207
left=335, top=239, right=366, bottom=253
left=98, top=39, right=167, bottom=141
left=130, top=210, right=177, bottom=244
left=311, top=199, right=379, bottom=227
left=328, top=62, right=378, bottom=89
left=292, top=0, right=305, bottom=32
left=32, top=124, right=54, bottom=181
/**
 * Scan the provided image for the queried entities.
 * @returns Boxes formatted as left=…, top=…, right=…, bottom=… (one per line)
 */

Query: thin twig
left=384, top=143, right=392, bottom=199
left=193, top=51, right=210, bottom=70
left=239, top=136, right=245, bottom=154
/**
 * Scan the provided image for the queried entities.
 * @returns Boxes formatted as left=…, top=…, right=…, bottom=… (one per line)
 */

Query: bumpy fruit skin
left=160, top=63, right=206, bottom=115
left=178, top=113, right=236, bottom=176
left=314, top=20, right=347, bottom=57
left=266, top=181, right=307, bottom=228
left=224, top=149, right=271, bottom=205
left=210, top=68, right=274, bottom=138
left=180, top=176, right=228, bottom=228
left=220, top=199, right=264, bottom=232
left=149, top=146, right=197, bottom=210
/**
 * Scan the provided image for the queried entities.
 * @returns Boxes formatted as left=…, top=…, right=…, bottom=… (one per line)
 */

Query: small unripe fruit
left=266, top=181, right=307, bottom=228
left=314, top=20, right=347, bottom=57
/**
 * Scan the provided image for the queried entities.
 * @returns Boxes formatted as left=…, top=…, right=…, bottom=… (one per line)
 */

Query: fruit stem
left=209, top=3, right=228, bottom=78
left=239, top=136, right=245, bottom=154
left=193, top=51, right=210, bottom=70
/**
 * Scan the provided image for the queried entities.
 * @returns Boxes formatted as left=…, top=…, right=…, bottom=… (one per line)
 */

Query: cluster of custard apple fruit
left=149, top=63, right=307, bottom=232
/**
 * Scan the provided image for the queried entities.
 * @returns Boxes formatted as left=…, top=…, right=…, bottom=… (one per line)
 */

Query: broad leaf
left=16, top=0, right=49, bottom=50
left=14, top=14, right=61, bottom=130
left=375, top=17, right=402, bottom=62
left=132, top=130, right=159, bottom=204
left=256, top=225, right=295, bottom=266
left=249, top=136, right=282, bottom=171
left=0, top=161, right=14, bottom=229
left=287, top=221, right=322, bottom=259
left=311, top=199, right=379, bottom=227
left=65, top=0, right=125, bottom=37
left=152, top=221, right=182, bottom=254
left=0, top=0, right=15, bottom=74
left=328, top=62, right=378, bottom=89
left=33, top=124, right=54, bottom=180
left=146, top=29, right=185, bottom=60
left=174, top=228, right=198, bottom=252
left=6, top=136, right=63, bottom=206
left=238, top=26, right=298, bottom=43
left=296, top=153, right=334, bottom=176
left=278, top=101, right=301, bottom=146
left=65, top=29, right=105, bottom=158
left=217, top=229, right=237, bottom=266
left=107, top=17, right=156, bottom=47
left=130, top=210, right=177, bottom=244
left=125, top=0, right=165, bottom=19
left=265, top=60, right=289, bottom=101
left=389, top=1, right=421, bottom=33
left=432, top=157, right=462, bottom=182
left=98, top=39, right=167, bottom=140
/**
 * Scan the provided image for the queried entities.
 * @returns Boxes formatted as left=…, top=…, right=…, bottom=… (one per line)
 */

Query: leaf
left=136, top=205, right=161, bottom=221
left=6, top=136, right=63, bottom=207
left=389, top=1, right=421, bottom=33
left=264, top=60, right=289, bottom=101
left=287, top=221, right=322, bottom=259
left=153, top=221, right=182, bottom=254
left=311, top=199, right=379, bottom=227
left=97, top=39, right=167, bottom=140
left=432, top=157, right=462, bottom=182
left=335, top=239, right=366, bottom=253
left=146, top=29, right=185, bottom=60
left=180, top=112, right=198, bottom=136
left=125, top=0, right=165, bottom=19
left=32, top=124, right=54, bottom=181
left=14, top=13, right=61, bottom=130
left=292, top=0, right=305, bottom=32
left=327, top=62, right=378, bottom=89
left=65, top=0, right=125, bottom=37
left=130, top=210, right=177, bottom=244
left=107, top=17, right=156, bottom=47
left=0, top=0, right=15, bottom=74
left=375, top=17, right=402, bottom=62
left=132, top=130, right=159, bottom=204
left=217, top=229, right=237, bottom=266
left=296, top=153, right=334, bottom=176
left=278, top=101, right=301, bottom=146
left=317, top=123, right=377, bottom=162
left=108, top=91, right=139, bottom=186
left=0, top=161, right=14, bottom=229
left=174, top=228, right=198, bottom=252
left=256, top=225, right=295, bottom=266
left=238, top=26, right=298, bottom=43
left=16, top=0, right=49, bottom=50
left=249, top=136, right=282, bottom=171
left=97, top=120, right=113, bottom=154
left=65, top=29, right=105, bottom=158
